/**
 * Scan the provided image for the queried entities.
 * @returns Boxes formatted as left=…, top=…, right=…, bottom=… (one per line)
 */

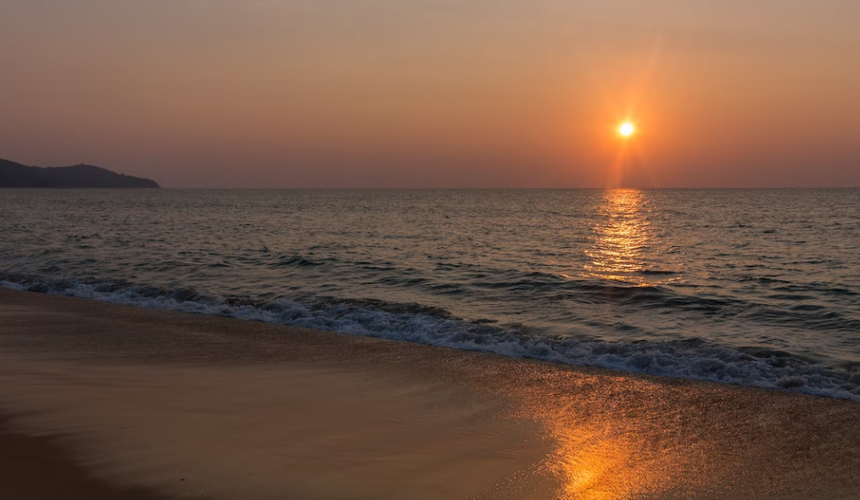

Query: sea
left=2, top=189, right=859, bottom=400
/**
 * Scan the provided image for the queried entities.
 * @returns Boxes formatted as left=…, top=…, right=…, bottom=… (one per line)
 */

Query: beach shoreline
left=1, top=287, right=859, bottom=499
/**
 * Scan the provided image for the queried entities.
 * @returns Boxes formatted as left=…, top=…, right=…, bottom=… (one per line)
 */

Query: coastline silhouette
left=0, top=158, right=159, bottom=188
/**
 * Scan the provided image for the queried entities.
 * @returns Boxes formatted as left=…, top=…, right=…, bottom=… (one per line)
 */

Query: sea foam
left=3, top=273, right=859, bottom=402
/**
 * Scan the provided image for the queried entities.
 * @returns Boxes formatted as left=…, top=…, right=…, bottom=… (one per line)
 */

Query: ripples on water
left=1, top=189, right=859, bottom=398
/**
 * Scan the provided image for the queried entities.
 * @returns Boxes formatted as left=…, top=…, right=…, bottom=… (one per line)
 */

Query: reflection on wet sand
left=550, top=427, right=665, bottom=500
left=512, top=376, right=695, bottom=500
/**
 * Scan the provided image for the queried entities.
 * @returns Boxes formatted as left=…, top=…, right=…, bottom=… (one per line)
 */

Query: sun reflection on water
left=584, top=189, right=665, bottom=286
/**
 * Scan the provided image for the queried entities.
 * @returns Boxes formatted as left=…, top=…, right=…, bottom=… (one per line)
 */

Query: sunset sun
left=619, top=122, right=635, bottom=137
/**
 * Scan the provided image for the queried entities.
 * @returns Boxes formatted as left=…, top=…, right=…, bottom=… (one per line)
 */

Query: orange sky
left=2, top=0, right=859, bottom=187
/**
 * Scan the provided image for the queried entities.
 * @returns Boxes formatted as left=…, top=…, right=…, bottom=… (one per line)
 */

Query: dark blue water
left=2, top=189, right=859, bottom=399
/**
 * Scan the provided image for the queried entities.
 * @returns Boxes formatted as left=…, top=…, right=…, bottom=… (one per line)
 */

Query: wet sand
left=0, top=415, right=168, bottom=500
left=1, top=288, right=859, bottom=499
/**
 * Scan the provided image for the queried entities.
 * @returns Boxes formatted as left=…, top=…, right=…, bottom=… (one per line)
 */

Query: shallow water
left=2, top=189, right=859, bottom=398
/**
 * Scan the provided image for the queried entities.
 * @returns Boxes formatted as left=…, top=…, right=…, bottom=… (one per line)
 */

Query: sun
left=619, top=122, right=635, bottom=137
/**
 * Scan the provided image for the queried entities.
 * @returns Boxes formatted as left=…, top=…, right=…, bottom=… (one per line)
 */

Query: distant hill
left=0, top=158, right=160, bottom=188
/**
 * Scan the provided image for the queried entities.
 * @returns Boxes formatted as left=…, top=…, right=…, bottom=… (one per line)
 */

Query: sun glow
left=619, top=122, right=635, bottom=137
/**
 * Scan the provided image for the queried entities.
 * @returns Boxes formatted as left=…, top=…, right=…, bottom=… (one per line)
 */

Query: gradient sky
left=2, top=0, right=859, bottom=187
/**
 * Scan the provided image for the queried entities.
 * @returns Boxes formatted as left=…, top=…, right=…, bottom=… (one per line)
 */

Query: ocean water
left=2, top=189, right=859, bottom=399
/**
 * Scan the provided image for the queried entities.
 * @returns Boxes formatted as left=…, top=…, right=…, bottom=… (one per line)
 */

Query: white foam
left=3, top=278, right=859, bottom=402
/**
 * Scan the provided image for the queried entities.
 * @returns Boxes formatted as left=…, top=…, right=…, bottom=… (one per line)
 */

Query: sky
left=1, top=0, right=859, bottom=188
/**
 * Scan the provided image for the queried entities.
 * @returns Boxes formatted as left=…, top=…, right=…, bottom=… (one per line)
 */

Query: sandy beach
left=1, top=287, right=859, bottom=500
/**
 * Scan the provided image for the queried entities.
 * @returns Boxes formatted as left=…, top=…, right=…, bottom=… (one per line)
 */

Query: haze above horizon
left=2, top=0, right=859, bottom=188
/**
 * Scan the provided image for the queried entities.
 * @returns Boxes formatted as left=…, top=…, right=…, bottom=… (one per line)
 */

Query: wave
left=270, top=254, right=328, bottom=267
left=467, top=272, right=859, bottom=332
left=2, top=272, right=860, bottom=402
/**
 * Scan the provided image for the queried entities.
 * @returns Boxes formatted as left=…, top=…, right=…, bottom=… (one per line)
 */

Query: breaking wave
left=3, top=272, right=860, bottom=402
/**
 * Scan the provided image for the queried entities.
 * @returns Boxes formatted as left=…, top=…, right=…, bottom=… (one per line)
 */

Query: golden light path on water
left=584, top=189, right=654, bottom=285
